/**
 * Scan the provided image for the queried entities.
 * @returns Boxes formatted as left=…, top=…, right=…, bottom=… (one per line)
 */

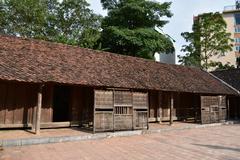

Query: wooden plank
left=41, top=85, right=54, bottom=123
left=40, top=122, right=79, bottom=128
left=5, top=83, right=15, bottom=124
left=14, top=84, right=26, bottom=124
left=0, top=82, right=7, bottom=124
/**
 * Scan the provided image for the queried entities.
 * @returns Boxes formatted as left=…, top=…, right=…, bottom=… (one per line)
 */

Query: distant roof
left=212, top=69, right=240, bottom=92
left=0, top=35, right=237, bottom=95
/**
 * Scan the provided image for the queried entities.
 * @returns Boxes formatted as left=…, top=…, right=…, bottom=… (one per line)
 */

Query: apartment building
left=211, top=1, right=240, bottom=69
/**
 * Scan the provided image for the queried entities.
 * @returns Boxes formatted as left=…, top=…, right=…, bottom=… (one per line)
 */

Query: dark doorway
left=53, top=86, right=71, bottom=122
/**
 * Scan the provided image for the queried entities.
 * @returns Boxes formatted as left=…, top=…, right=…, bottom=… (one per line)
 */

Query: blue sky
left=87, top=0, right=235, bottom=62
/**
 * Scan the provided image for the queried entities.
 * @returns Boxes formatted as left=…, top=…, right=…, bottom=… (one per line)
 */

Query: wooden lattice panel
left=114, top=115, right=133, bottom=130
left=94, top=111, right=113, bottom=131
left=134, top=111, right=148, bottom=129
left=114, top=91, right=132, bottom=106
left=201, top=96, right=226, bottom=124
left=95, top=90, right=113, bottom=109
left=133, top=92, right=148, bottom=109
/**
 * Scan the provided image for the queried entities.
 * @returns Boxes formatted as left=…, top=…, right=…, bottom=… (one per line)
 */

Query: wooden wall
left=148, top=91, right=201, bottom=122
left=175, top=93, right=200, bottom=121
left=229, top=96, right=240, bottom=119
left=41, top=85, right=54, bottom=123
left=0, top=81, right=94, bottom=128
left=149, top=91, right=158, bottom=119
left=71, top=87, right=94, bottom=126
left=201, top=96, right=227, bottom=124
left=0, top=81, right=37, bottom=127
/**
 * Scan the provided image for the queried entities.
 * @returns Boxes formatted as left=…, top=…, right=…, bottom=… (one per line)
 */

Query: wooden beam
left=170, top=92, right=174, bottom=125
left=35, top=84, right=43, bottom=135
left=0, top=122, right=80, bottom=129
left=1, top=124, right=32, bottom=128
left=40, top=122, right=79, bottom=128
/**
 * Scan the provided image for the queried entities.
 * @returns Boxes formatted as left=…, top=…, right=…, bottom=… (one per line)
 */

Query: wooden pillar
left=170, top=92, right=174, bottom=126
left=158, top=91, right=162, bottom=124
left=31, top=106, right=36, bottom=132
left=35, top=84, right=43, bottom=134
left=227, top=97, right=230, bottom=120
left=235, top=97, right=238, bottom=120
left=93, top=90, right=96, bottom=134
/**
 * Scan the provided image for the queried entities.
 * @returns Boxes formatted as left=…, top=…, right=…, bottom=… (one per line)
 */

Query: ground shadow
left=192, top=143, right=240, bottom=152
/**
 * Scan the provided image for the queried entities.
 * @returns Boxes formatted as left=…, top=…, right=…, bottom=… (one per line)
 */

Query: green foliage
left=214, top=62, right=235, bottom=71
left=179, top=12, right=234, bottom=70
left=0, top=0, right=101, bottom=48
left=100, top=0, right=175, bottom=59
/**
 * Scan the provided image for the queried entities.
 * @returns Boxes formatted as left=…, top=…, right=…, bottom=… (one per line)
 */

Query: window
left=235, top=14, right=240, bottom=25
left=235, top=27, right=240, bottom=33
left=115, top=106, right=132, bottom=115
left=235, top=38, right=240, bottom=42
left=237, top=57, right=240, bottom=68
left=235, top=46, right=240, bottom=51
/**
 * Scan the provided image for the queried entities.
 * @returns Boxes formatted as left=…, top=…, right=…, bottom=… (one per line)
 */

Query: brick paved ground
left=1, top=125, right=240, bottom=160
left=0, top=122, right=196, bottom=140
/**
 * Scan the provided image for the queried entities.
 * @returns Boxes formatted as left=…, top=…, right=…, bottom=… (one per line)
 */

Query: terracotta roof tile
left=212, top=69, right=240, bottom=91
left=0, top=35, right=236, bottom=95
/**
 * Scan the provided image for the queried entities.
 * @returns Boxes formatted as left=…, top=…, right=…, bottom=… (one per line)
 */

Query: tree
left=0, top=0, right=48, bottom=38
left=214, top=62, right=235, bottom=71
left=99, top=0, right=175, bottom=59
left=53, top=0, right=102, bottom=48
left=0, top=0, right=101, bottom=49
left=178, top=12, right=233, bottom=70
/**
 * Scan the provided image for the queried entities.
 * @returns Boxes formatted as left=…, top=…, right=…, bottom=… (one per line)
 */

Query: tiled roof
left=0, top=35, right=236, bottom=95
left=212, top=69, right=240, bottom=92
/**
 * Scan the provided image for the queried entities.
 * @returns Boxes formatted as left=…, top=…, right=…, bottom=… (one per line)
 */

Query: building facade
left=156, top=52, right=176, bottom=65
left=208, top=2, right=240, bottom=70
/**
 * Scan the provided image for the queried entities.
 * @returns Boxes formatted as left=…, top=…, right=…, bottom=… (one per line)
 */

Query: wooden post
left=93, top=90, right=96, bottom=134
left=35, top=84, right=43, bottom=134
left=113, top=90, right=115, bottom=132
left=147, top=92, right=149, bottom=130
left=170, top=92, right=174, bottom=126
left=158, top=91, right=162, bottom=124
left=227, top=97, right=230, bottom=120
left=31, top=106, right=36, bottom=132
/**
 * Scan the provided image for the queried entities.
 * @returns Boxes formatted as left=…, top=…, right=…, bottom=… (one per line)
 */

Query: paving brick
left=1, top=125, right=240, bottom=160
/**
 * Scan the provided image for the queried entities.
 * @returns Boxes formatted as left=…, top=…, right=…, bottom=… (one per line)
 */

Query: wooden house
left=212, top=69, right=240, bottom=120
left=0, top=35, right=238, bottom=134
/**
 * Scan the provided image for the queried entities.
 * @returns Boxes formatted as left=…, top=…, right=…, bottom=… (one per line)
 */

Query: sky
left=87, top=0, right=235, bottom=62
